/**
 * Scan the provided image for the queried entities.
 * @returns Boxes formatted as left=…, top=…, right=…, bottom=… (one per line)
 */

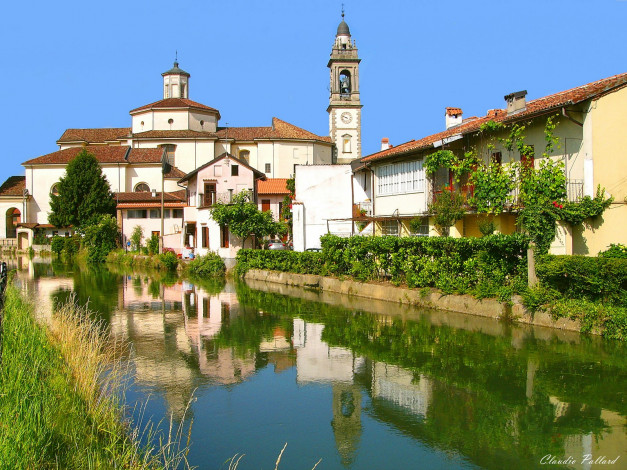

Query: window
left=50, top=184, right=60, bottom=196
left=261, top=199, right=271, bottom=212
left=204, top=183, right=216, bottom=207
left=201, top=226, right=209, bottom=248
left=521, top=145, right=535, bottom=170
left=239, top=150, right=250, bottom=163
left=409, top=218, right=429, bottom=237
left=265, top=163, right=271, bottom=173
left=220, top=225, right=229, bottom=248
left=376, top=160, right=425, bottom=196
left=134, top=182, right=150, bottom=192
left=159, top=144, right=176, bottom=166
left=150, top=209, right=160, bottom=219
left=380, top=220, right=399, bottom=236
left=231, top=164, right=239, bottom=176
left=127, top=209, right=148, bottom=219
left=152, top=231, right=160, bottom=238
left=491, top=151, right=502, bottom=166
left=342, top=135, right=352, bottom=153
left=172, top=209, right=183, bottom=218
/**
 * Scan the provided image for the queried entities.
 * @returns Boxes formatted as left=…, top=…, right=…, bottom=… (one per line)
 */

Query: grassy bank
left=0, top=283, right=192, bottom=468
left=106, top=249, right=179, bottom=271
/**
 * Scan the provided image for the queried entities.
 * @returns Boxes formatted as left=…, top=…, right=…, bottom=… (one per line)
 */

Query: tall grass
left=0, top=283, right=193, bottom=469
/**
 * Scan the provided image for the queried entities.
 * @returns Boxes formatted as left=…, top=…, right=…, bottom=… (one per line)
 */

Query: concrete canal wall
left=243, top=269, right=590, bottom=335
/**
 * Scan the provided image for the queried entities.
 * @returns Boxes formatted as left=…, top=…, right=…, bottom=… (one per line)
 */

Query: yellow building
left=359, top=73, right=627, bottom=255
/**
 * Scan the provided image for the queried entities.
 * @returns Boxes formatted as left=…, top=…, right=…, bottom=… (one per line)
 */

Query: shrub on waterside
left=188, top=252, right=226, bottom=277
left=159, top=251, right=179, bottom=271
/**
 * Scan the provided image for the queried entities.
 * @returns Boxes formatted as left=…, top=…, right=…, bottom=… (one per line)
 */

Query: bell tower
left=328, top=10, right=362, bottom=164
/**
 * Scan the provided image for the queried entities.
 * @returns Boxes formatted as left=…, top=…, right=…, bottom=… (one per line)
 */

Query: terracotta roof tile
left=129, top=98, right=220, bottom=115
left=131, top=129, right=217, bottom=139
left=363, top=72, right=627, bottom=163
left=446, top=107, right=462, bottom=116
left=164, top=166, right=186, bottom=179
left=215, top=117, right=332, bottom=144
left=115, top=189, right=186, bottom=203
left=257, top=178, right=290, bottom=195
left=0, top=176, right=25, bottom=197
left=57, top=128, right=131, bottom=143
left=22, top=146, right=164, bottom=165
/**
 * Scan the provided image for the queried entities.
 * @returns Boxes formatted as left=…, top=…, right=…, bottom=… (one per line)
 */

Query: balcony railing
left=196, top=190, right=255, bottom=208
left=567, top=180, right=584, bottom=202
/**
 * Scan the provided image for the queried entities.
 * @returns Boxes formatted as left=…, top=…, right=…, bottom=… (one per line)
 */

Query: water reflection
left=11, top=259, right=627, bottom=469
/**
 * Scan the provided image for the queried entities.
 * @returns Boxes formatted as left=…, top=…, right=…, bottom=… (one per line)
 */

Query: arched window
left=339, top=70, right=351, bottom=95
left=50, top=183, right=60, bottom=196
left=239, top=150, right=250, bottom=163
left=342, top=134, right=352, bottom=153
left=134, top=182, right=150, bottom=192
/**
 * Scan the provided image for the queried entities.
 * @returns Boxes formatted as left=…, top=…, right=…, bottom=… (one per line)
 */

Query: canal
left=11, top=257, right=627, bottom=469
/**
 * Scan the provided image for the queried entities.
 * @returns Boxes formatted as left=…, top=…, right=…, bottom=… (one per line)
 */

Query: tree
left=428, top=189, right=466, bottom=236
left=130, top=225, right=144, bottom=252
left=211, top=191, right=286, bottom=248
left=49, top=149, right=116, bottom=228
left=83, top=214, right=119, bottom=263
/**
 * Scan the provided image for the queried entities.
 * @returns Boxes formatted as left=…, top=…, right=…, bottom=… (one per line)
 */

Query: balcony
left=196, top=190, right=255, bottom=208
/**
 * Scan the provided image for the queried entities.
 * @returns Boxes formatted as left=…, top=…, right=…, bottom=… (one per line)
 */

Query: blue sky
left=1, top=0, right=625, bottom=184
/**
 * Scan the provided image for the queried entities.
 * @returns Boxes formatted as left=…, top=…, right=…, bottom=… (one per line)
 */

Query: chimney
left=504, top=90, right=527, bottom=115
left=445, top=107, right=463, bottom=129
left=380, top=137, right=391, bottom=151
left=487, top=109, right=505, bottom=119
left=151, top=189, right=157, bottom=198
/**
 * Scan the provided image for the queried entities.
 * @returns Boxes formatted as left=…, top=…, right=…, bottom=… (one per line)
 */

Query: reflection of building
left=293, top=319, right=361, bottom=384
left=371, top=363, right=432, bottom=418
left=550, top=397, right=627, bottom=470
left=292, top=318, right=365, bottom=466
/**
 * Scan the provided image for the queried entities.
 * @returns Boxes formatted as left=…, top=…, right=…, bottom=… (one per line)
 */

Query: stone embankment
left=243, top=269, right=587, bottom=334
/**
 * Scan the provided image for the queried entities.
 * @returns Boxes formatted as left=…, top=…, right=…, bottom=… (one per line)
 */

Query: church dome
left=162, top=61, right=190, bottom=77
left=337, top=20, right=350, bottom=36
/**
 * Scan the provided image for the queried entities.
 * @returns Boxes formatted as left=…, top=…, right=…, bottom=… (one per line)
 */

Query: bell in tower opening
left=340, top=71, right=351, bottom=95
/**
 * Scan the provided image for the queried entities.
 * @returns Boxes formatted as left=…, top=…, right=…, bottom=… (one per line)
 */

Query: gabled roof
left=215, top=117, right=332, bottom=144
left=257, top=178, right=290, bottom=195
left=362, top=72, right=627, bottom=164
left=129, top=98, right=220, bottom=116
left=0, top=176, right=25, bottom=197
left=178, top=152, right=265, bottom=183
left=57, top=128, right=131, bottom=144
left=22, top=146, right=164, bottom=165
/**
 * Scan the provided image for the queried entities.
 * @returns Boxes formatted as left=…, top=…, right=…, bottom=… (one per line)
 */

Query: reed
left=0, top=283, right=193, bottom=469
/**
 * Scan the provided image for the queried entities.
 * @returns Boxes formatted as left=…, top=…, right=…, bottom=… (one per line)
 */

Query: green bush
left=130, top=225, right=143, bottom=252
left=188, top=252, right=226, bottom=277
left=536, top=255, right=627, bottom=306
left=598, top=243, right=627, bottom=259
left=51, top=236, right=64, bottom=256
left=159, top=251, right=179, bottom=271
left=147, top=234, right=159, bottom=255
left=83, top=215, right=119, bottom=263
left=63, top=235, right=80, bottom=258
left=235, top=250, right=325, bottom=277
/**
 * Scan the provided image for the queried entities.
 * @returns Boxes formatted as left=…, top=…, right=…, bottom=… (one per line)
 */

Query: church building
left=0, top=14, right=363, bottom=255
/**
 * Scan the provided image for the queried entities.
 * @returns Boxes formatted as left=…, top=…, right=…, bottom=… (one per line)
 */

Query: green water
left=13, top=257, right=627, bottom=469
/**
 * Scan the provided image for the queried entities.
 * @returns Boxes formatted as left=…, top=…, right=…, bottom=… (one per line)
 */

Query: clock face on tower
left=340, top=112, right=352, bottom=124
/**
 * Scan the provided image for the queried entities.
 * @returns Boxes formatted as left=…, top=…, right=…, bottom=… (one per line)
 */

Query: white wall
left=293, top=165, right=353, bottom=251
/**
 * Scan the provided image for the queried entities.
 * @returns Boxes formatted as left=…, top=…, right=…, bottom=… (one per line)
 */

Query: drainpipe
left=562, top=107, right=583, bottom=127
left=177, top=179, right=187, bottom=252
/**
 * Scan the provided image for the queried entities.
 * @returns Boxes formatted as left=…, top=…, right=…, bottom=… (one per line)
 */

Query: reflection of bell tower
left=331, top=384, right=362, bottom=467
left=328, top=9, right=362, bottom=164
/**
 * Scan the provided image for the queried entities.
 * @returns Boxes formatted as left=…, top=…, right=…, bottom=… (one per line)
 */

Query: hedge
left=537, top=255, right=627, bottom=306
left=236, top=234, right=530, bottom=297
